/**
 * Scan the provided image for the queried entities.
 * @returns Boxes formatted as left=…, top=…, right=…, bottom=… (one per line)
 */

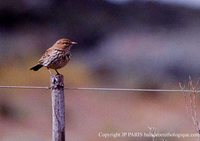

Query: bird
left=30, top=38, right=77, bottom=75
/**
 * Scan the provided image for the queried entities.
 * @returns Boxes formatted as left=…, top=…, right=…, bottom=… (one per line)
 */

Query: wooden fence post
left=50, top=74, right=65, bottom=141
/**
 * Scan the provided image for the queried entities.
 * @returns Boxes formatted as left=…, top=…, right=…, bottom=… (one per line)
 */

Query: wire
left=0, top=85, right=198, bottom=93
left=0, top=86, right=49, bottom=89
left=65, top=87, right=197, bottom=93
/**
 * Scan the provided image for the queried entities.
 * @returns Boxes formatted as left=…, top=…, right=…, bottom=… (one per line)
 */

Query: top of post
left=50, top=74, right=64, bottom=90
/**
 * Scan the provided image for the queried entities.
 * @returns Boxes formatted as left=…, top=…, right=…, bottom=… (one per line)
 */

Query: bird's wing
left=38, top=48, right=58, bottom=66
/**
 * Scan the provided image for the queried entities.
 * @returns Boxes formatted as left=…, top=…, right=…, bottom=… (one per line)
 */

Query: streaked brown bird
left=30, top=38, right=77, bottom=75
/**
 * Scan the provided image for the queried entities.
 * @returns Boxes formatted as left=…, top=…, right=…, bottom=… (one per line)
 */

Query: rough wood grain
left=50, top=74, right=65, bottom=141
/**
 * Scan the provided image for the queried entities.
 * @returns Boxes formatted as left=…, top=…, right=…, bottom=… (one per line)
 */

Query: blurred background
left=0, top=0, right=200, bottom=140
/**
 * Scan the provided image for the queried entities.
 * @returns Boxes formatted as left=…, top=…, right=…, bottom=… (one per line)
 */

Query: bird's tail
left=30, top=64, right=43, bottom=71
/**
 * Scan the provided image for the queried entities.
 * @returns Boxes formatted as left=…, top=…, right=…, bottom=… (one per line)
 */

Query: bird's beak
left=71, top=41, right=78, bottom=45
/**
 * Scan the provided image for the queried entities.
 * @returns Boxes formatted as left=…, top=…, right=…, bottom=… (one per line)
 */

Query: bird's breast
left=47, top=50, right=71, bottom=69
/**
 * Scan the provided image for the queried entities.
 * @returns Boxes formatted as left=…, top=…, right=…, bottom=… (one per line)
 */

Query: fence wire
left=0, top=85, right=198, bottom=93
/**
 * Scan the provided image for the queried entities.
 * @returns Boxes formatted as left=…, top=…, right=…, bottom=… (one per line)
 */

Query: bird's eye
left=64, top=43, right=69, bottom=46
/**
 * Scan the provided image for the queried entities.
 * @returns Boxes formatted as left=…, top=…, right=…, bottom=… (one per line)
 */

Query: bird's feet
left=47, top=69, right=54, bottom=76
left=55, top=69, right=60, bottom=75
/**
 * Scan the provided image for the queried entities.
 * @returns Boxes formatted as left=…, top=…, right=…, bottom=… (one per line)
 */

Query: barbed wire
left=0, top=85, right=198, bottom=93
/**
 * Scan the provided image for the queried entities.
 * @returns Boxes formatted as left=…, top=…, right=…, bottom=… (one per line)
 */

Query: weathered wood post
left=50, top=74, right=65, bottom=141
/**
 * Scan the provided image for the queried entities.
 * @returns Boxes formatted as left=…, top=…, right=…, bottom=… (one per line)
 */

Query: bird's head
left=54, top=38, right=77, bottom=49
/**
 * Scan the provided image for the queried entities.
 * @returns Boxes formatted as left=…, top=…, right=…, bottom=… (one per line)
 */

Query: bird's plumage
left=30, top=38, right=77, bottom=74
